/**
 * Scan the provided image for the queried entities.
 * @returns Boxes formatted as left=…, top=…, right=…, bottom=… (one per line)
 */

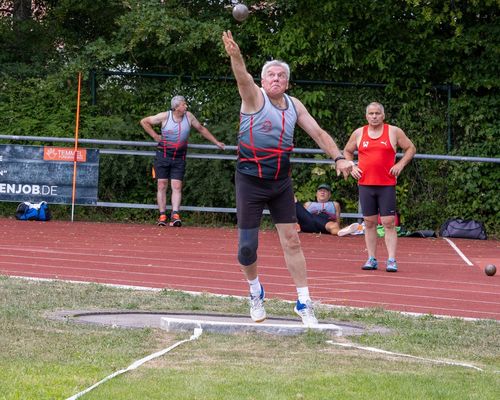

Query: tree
left=0, top=0, right=498, bottom=233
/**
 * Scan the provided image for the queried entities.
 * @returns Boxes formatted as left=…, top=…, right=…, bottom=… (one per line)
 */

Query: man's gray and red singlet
left=158, top=111, right=191, bottom=160
left=237, top=89, right=297, bottom=180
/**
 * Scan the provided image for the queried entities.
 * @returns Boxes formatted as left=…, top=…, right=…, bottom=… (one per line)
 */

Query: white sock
left=248, top=277, right=261, bottom=297
left=297, top=287, right=310, bottom=304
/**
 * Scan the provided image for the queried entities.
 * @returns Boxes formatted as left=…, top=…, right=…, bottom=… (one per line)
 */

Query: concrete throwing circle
left=48, top=310, right=385, bottom=337
left=160, top=314, right=343, bottom=336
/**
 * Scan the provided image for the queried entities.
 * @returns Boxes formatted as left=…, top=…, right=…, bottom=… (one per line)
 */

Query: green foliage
left=0, top=0, right=498, bottom=235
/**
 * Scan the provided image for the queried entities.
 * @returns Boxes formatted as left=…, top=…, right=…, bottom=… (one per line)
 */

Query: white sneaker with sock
left=249, top=285, right=266, bottom=323
left=294, top=299, right=318, bottom=326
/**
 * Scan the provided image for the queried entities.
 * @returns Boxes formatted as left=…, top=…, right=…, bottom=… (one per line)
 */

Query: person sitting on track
left=296, top=183, right=361, bottom=236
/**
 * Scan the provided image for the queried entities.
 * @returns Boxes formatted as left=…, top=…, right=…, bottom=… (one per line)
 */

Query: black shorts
left=359, top=185, right=396, bottom=217
left=295, top=202, right=330, bottom=234
left=153, top=153, right=186, bottom=181
left=236, top=171, right=297, bottom=229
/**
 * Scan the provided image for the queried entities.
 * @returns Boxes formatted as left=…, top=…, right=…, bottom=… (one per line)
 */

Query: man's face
left=261, top=66, right=289, bottom=97
left=316, top=188, right=331, bottom=202
left=174, top=101, right=188, bottom=114
left=365, top=105, right=384, bottom=126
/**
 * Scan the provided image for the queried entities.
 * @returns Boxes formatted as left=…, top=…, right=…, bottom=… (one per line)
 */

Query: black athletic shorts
left=153, top=153, right=186, bottom=181
left=236, top=171, right=297, bottom=229
left=359, top=185, right=396, bottom=217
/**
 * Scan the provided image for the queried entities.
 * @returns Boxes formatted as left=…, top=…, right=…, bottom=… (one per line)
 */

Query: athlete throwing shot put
left=222, top=31, right=352, bottom=325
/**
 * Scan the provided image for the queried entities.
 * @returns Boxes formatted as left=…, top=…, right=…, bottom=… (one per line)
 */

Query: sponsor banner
left=0, top=144, right=99, bottom=205
left=43, top=147, right=87, bottom=162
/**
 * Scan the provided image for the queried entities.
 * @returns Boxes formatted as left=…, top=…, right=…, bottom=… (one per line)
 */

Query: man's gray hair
left=261, top=60, right=290, bottom=81
left=366, top=102, right=385, bottom=114
left=171, top=95, right=186, bottom=110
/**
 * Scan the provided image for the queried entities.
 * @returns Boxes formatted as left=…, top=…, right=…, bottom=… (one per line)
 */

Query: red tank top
left=358, top=124, right=396, bottom=186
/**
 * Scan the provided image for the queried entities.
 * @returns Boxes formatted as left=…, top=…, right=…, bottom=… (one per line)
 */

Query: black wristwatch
left=334, top=155, right=346, bottom=162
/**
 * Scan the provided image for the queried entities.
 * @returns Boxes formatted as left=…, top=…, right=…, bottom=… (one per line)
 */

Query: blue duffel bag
left=15, top=201, right=51, bottom=221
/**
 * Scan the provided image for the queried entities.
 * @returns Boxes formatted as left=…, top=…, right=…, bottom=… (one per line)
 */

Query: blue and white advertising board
left=0, top=144, right=99, bottom=205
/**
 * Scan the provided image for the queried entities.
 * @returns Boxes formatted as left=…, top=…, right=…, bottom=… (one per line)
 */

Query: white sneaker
left=249, top=285, right=266, bottom=323
left=351, top=222, right=365, bottom=235
left=294, top=300, right=318, bottom=326
left=338, top=222, right=360, bottom=237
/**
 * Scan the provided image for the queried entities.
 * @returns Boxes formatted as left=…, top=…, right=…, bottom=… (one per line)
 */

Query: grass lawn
left=0, top=276, right=498, bottom=399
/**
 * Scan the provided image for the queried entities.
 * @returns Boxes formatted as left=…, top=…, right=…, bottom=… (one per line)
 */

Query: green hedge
left=0, top=0, right=498, bottom=235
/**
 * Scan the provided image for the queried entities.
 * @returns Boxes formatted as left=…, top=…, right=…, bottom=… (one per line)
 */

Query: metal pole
left=71, top=72, right=82, bottom=222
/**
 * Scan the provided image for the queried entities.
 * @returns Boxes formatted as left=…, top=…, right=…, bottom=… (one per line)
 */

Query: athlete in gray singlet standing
left=222, top=31, right=352, bottom=326
left=141, top=96, right=225, bottom=227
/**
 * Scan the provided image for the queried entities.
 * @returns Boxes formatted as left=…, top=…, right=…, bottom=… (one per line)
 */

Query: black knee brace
left=238, top=227, right=259, bottom=266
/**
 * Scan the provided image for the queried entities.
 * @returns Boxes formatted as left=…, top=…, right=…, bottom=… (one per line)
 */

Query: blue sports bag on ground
left=15, top=201, right=51, bottom=221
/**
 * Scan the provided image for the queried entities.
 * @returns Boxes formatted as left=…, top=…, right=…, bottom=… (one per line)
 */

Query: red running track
left=1, top=218, right=499, bottom=320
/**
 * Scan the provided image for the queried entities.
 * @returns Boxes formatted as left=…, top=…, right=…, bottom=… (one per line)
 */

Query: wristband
left=334, top=155, right=346, bottom=162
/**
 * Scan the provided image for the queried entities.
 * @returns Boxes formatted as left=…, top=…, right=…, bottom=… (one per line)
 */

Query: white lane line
left=327, top=341, right=483, bottom=371
left=66, top=328, right=203, bottom=400
left=443, top=238, right=474, bottom=266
